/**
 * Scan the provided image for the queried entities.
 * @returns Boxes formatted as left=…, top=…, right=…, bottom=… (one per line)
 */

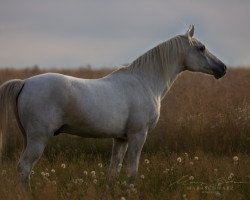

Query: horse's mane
left=125, top=35, right=189, bottom=74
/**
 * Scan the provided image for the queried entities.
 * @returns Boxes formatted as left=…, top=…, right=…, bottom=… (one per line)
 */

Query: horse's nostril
left=224, top=65, right=227, bottom=71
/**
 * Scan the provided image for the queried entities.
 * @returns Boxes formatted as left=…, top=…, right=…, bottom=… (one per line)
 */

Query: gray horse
left=0, top=26, right=226, bottom=189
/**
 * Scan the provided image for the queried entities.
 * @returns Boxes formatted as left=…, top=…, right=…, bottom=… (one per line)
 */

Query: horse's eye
left=198, top=45, right=205, bottom=52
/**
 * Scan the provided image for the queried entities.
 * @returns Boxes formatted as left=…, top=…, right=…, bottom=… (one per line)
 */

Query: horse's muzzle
left=212, top=64, right=227, bottom=79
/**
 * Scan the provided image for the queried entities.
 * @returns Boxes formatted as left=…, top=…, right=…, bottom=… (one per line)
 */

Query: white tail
left=0, top=79, right=25, bottom=162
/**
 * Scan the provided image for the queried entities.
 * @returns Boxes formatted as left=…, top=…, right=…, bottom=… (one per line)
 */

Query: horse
left=0, top=25, right=226, bottom=189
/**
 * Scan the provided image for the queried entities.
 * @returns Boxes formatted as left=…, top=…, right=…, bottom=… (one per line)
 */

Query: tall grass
left=0, top=67, right=249, bottom=199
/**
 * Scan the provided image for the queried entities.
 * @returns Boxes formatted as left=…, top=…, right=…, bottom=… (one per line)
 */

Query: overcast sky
left=0, top=0, right=249, bottom=68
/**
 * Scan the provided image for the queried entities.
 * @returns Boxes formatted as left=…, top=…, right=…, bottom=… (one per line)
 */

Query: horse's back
left=20, top=73, right=72, bottom=109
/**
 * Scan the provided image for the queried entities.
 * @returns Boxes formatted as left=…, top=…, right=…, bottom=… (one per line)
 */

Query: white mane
left=128, top=35, right=189, bottom=73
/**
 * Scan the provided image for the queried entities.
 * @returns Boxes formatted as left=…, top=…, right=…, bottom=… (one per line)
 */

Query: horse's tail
left=0, top=79, right=25, bottom=162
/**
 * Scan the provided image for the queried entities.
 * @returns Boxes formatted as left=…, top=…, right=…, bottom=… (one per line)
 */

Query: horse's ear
left=186, top=25, right=194, bottom=38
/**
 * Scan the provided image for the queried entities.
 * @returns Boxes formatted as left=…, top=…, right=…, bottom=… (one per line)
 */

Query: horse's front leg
left=108, top=138, right=128, bottom=181
left=127, top=129, right=147, bottom=183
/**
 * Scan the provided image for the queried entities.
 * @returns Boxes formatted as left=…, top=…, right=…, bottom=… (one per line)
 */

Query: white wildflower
left=100, top=171, right=105, bottom=176
left=41, top=172, right=45, bottom=176
left=194, top=156, right=199, bottom=161
left=78, top=178, right=83, bottom=184
left=121, top=197, right=126, bottom=200
left=93, top=179, right=97, bottom=184
left=233, top=156, right=239, bottom=162
left=118, top=163, right=123, bottom=172
left=228, top=173, right=234, bottom=180
left=51, top=169, right=55, bottom=173
left=144, top=159, right=150, bottom=164
left=98, top=163, right=103, bottom=168
left=72, top=179, right=78, bottom=184
left=177, top=157, right=182, bottom=163
left=118, top=163, right=123, bottom=168
left=61, top=163, right=66, bottom=168
left=91, top=171, right=96, bottom=177
left=140, top=174, right=145, bottom=179
left=121, top=181, right=127, bottom=186
left=189, top=176, right=194, bottom=181
left=83, top=170, right=88, bottom=176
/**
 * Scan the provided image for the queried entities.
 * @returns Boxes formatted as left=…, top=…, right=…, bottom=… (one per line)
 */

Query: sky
left=0, top=0, right=249, bottom=68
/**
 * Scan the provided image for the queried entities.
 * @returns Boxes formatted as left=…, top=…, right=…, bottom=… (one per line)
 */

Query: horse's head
left=183, top=25, right=226, bottom=79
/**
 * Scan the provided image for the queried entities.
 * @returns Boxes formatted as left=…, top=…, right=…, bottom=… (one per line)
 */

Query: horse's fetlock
left=17, top=161, right=30, bottom=175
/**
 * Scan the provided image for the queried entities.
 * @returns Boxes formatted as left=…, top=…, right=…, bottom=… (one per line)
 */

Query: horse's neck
left=128, top=60, right=182, bottom=100
left=160, top=63, right=182, bottom=99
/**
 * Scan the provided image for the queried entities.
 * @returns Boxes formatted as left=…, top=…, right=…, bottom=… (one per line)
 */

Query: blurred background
left=0, top=0, right=249, bottom=68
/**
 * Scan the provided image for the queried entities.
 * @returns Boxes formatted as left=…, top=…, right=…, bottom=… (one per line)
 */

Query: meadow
left=0, top=67, right=249, bottom=200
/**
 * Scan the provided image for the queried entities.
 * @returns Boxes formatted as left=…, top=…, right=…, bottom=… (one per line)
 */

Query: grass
left=1, top=152, right=249, bottom=200
left=0, top=67, right=249, bottom=199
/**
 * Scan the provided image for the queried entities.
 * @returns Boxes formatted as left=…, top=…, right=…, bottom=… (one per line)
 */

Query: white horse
left=0, top=26, right=226, bottom=189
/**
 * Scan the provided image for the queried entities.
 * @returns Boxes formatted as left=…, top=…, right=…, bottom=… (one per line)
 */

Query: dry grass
left=0, top=67, right=249, bottom=199
left=1, top=153, right=249, bottom=200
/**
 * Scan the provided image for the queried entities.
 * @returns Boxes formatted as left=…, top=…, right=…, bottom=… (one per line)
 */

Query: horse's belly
left=63, top=106, right=128, bottom=138
left=61, top=122, right=126, bottom=139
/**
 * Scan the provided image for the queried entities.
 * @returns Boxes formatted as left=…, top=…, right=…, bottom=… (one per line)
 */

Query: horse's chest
left=128, top=100, right=160, bottom=131
left=148, top=104, right=160, bottom=130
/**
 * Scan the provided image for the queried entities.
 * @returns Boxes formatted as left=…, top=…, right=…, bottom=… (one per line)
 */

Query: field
left=0, top=67, right=249, bottom=200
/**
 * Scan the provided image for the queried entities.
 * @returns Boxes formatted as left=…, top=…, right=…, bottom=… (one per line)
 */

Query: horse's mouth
left=212, top=66, right=227, bottom=79
left=213, top=72, right=225, bottom=79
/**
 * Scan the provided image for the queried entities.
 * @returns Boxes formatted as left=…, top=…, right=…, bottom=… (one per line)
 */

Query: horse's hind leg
left=108, top=138, right=128, bottom=181
left=17, top=132, right=49, bottom=190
